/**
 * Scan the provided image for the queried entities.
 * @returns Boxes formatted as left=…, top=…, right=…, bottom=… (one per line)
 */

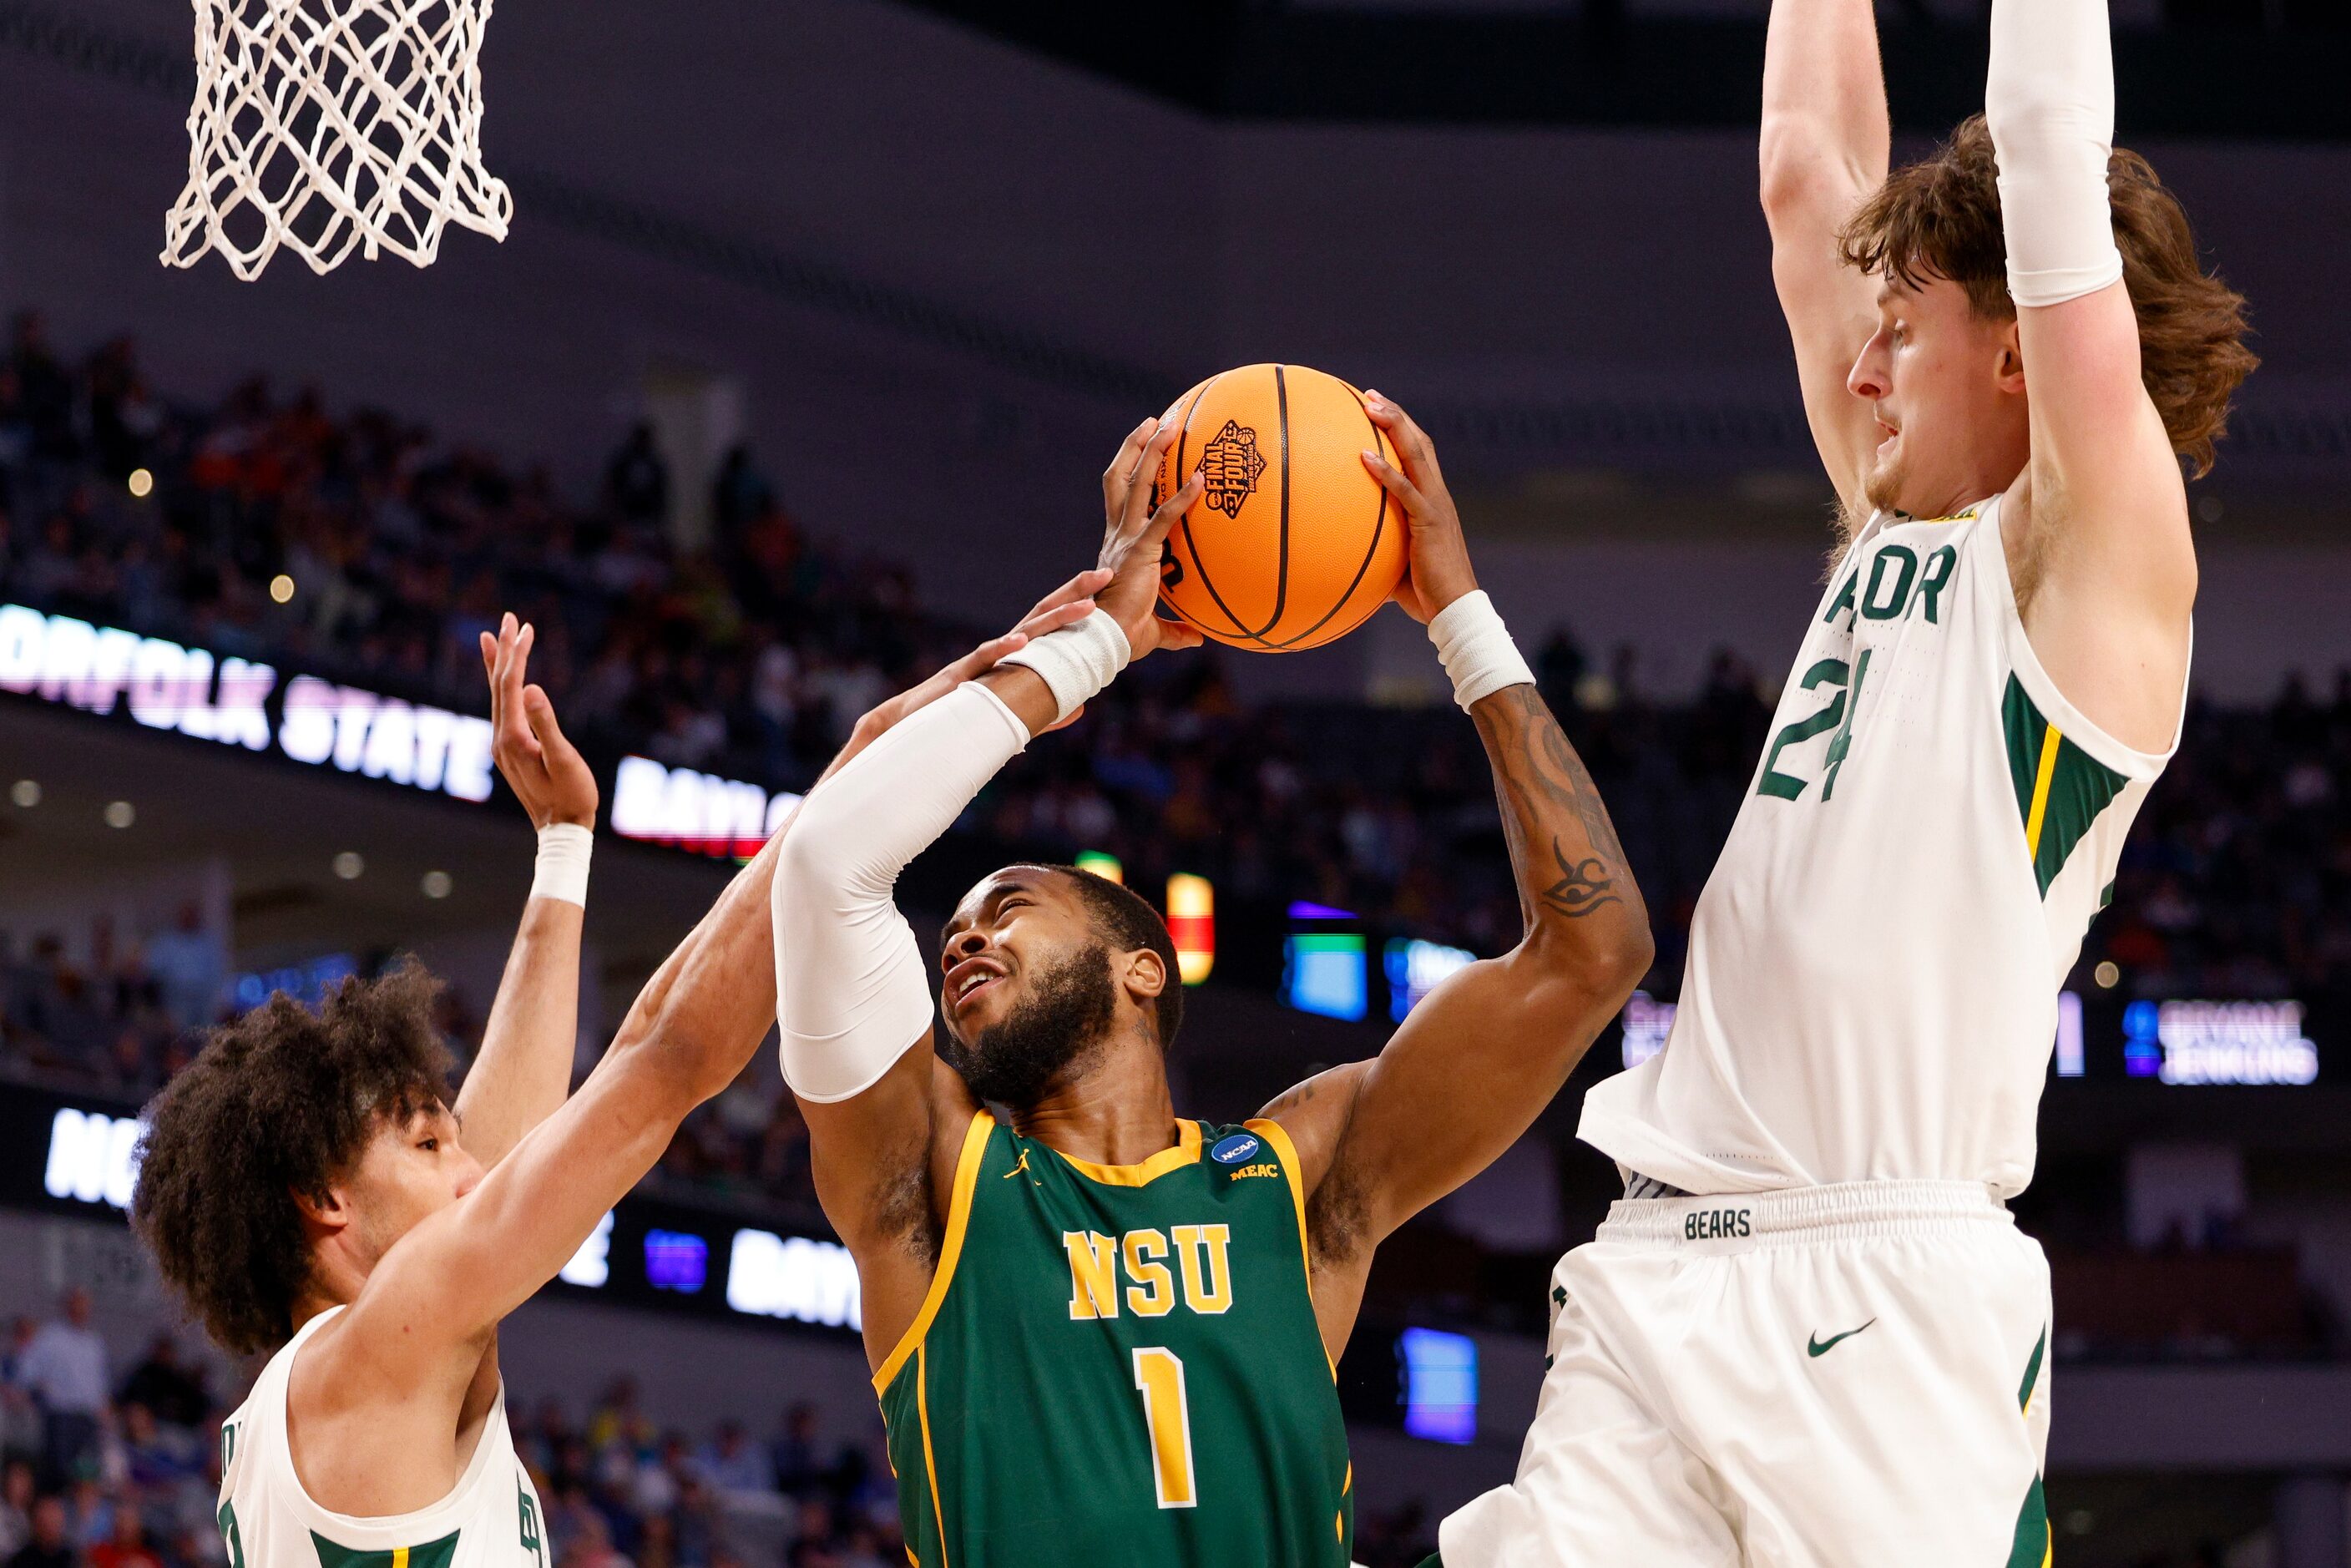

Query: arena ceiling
left=902, top=1, right=2351, bottom=139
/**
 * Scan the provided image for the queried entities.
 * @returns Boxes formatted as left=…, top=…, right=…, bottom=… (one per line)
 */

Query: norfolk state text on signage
left=0, top=602, right=493, bottom=802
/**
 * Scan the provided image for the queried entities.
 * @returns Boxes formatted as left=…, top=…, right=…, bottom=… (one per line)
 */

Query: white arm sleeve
left=1986, top=0, right=2124, bottom=310
left=772, top=681, right=1030, bottom=1102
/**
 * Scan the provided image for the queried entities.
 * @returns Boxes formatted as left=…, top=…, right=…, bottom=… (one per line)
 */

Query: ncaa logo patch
left=1209, top=1133, right=1261, bottom=1166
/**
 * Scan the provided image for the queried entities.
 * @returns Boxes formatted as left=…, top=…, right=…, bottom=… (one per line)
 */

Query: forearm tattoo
left=1474, top=685, right=1642, bottom=924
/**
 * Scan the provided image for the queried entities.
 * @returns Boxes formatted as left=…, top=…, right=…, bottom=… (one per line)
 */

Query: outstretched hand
left=481, top=614, right=599, bottom=829
left=1097, top=417, right=1207, bottom=661
left=815, top=569, right=1114, bottom=789
left=1358, top=391, right=1479, bottom=625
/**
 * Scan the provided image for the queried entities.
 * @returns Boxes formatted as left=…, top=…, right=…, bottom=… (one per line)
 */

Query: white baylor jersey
left=1580, top=497, right=2182, bottom=1198
left=217, top=1308, right=549, bottom=1568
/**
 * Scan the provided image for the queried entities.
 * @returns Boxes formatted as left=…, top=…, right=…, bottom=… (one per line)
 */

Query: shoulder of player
left=281, top=1303, right=412, bottom=1424
left=328, top=1209, right=501, bottom=1379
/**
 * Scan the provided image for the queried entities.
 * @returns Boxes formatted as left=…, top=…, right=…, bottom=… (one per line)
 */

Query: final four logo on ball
left=1199, top=420, right=1267, bottom=518
left=1210, top=1133, right=1262, bottom=1166
left=1151, top=364, right=1409, bottom=652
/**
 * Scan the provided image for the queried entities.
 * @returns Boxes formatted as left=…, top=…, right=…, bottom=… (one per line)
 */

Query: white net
left=162, top=0, right=512, bottom=280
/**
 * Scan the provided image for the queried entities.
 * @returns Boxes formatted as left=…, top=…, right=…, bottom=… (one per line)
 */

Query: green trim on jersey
left=310, top=1530, right=460, bottom=1568
left=877, top=1111, right=1351, bottom=1567
left=2002, top=676, right=2128, bottom=897
left=2006, top=1478, right=2052, bottom=1568
left=2007, top=1328, right=2053, bottom=1568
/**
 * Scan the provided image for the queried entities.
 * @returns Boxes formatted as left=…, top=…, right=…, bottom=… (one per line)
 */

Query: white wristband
left=531, top=822, right=594, bottom=907
left=1986, top=0, right=2125, bottom=309
left=995, top=607, right=1131, bottom=723
left=1428, top=590, right=1534, bottom=711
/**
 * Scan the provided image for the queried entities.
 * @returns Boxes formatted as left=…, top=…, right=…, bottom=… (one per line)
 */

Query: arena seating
left=3, top=315, right=2344, bottom=1008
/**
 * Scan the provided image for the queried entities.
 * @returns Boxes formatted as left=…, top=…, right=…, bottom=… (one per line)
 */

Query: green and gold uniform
left=876, top=1113, right=1351, bottom=1567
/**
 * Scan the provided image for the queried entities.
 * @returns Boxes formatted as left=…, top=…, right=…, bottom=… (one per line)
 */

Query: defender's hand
left=1360, top=392, right=1479, bottom=625
left=816, top=569, right=1113, bottom=788
left=481, top=614, right=598, bottom=830
left=1098, top=417, right=1207, bottom=661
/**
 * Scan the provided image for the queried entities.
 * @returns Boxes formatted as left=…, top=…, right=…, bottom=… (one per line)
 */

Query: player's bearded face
left=938, top=942, right=1119, bottom=1108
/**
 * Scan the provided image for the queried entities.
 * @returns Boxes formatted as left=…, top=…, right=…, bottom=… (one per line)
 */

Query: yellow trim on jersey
left=1245, top=1119, right=1312, bottom=1286
left=2024, top=721, right=2065, bottom=857
left=917, top=1343, right=950, bottom=1568
left=1246, top=1117, right=1338, bottom=1380
left=392, top=1550, right=408, bottom=1568
left=1050, top=1117, right=1201, bottom=1186
left=872, top=1110, right=995, bottom=1396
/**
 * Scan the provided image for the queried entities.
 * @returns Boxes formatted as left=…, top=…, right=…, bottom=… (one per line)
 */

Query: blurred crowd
left=2, top=312, right=2343, bottom=1004
left=0, top=318, right=2332, bottom=1568
left=1, top=310, right=2348, bottom=1216
left=0, top=1290, right=1448, bottom=1568
left=3, top=1291, right=226, bottom=1568
left=0, top=923, right=821, bottom=1224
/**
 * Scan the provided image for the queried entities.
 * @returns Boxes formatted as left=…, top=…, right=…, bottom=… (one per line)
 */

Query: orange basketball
left=1150, top=364, right=1408, bottom=652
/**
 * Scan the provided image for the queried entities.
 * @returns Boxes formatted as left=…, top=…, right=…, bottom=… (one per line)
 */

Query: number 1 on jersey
left=1131, top=1347, right=1198, bottom=1509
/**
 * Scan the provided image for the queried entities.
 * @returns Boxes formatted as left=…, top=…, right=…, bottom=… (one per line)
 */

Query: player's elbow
left=1520, top=920, right=1655, bottom=1027
left=615, top=1018, right=735, bottom=1117
left=778, top=791, right=853, bottom=893
left=1757, top=117, right=1826, bottom=216
left=1757, top=119, right=1868, bottom=232
left=781, top=779, right=902, bottom=911
left=1590, top=923, right=1656, bottom=1009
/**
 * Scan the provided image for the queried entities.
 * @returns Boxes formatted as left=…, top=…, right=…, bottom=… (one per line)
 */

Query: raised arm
left=1760, top=0, right=1891, bottom=518
left=448, top=615, right=598, bottom=1170
left=1990, top=0, right=2197, bottom=753
left=341, top=587, right=1123, bottom=1378
left=1263, top=397, right=1653, bottom=1304
left=776, top=426, right=1201, bottom=1368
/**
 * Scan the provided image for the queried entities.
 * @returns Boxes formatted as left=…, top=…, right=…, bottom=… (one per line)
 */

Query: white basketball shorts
left=1439, top=1181, right=2054, bottom=1568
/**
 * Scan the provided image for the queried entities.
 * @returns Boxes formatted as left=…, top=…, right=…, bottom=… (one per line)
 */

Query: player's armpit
left=796, top=1048, right=984, bottom=1373
left=798, top=1038, right=982, bottom=1256
left=2010, top=289, right=2197, bottom=754
left=1253, top=1062, right=1373, bottom=1216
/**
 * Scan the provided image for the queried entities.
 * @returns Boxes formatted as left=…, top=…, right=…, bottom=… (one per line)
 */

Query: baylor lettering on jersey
left=877, top=1113, right=1352, bottom=1567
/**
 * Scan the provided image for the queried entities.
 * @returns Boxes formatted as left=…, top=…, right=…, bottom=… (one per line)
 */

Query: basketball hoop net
left=161, top=0, right=512, bottom=280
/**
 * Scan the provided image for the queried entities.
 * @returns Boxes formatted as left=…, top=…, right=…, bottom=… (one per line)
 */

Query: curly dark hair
left=131, top=960, right=454, bottom=1356
left=1839, top=114, right=2257, bottom=478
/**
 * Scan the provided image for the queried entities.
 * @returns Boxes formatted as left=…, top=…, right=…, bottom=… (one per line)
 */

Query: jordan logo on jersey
left=1064, top=1226, right=1235, bottom=1319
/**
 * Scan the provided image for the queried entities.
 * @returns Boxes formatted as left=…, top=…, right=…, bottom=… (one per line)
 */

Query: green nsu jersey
left=876, top=1113, right=1352, bottom=1567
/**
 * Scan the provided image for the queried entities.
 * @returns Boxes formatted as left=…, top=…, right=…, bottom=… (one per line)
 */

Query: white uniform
left=1445, top=498, right=2181, bottom=1567
left=217, top=1308, right=549, bottom=1568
